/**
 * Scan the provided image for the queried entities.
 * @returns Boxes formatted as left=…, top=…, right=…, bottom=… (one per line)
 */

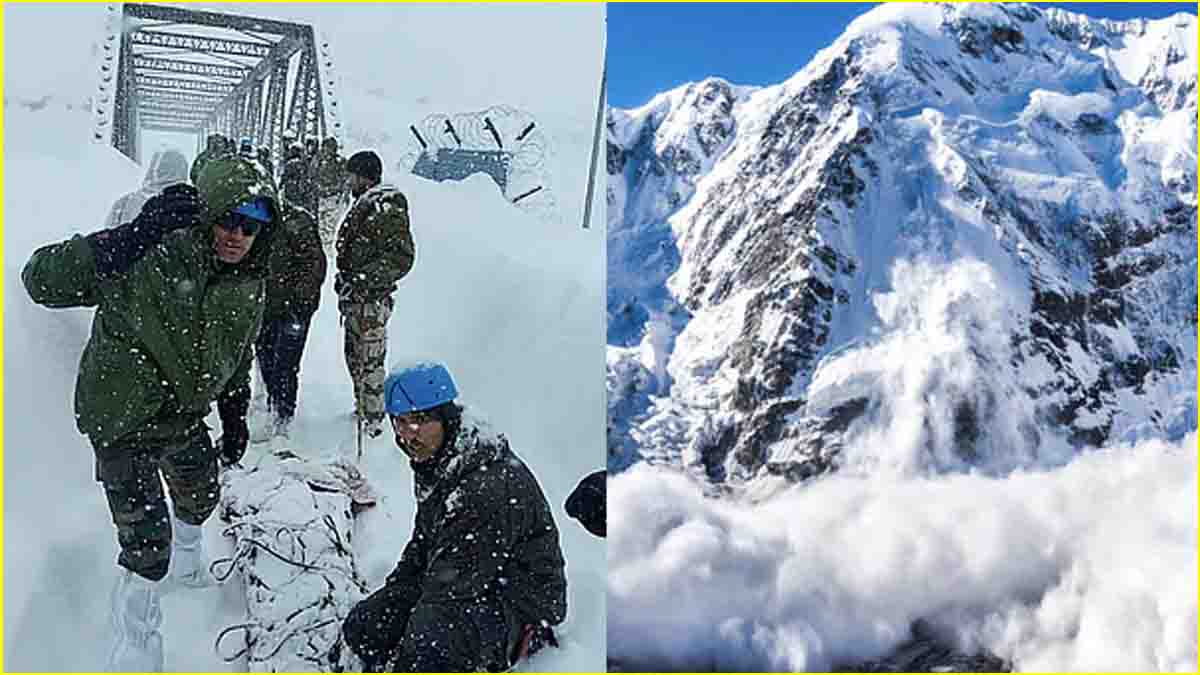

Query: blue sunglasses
left=218, top=212, right=268, bottom=236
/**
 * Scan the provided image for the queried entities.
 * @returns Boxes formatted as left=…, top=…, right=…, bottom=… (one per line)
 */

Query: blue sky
left=607, top=3, right=1198, bottom=109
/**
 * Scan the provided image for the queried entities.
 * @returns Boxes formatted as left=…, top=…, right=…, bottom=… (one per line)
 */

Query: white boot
left=170, top=519, right=215, bottom=589
left=106, top=570, right=164, bottom=672
left=251, top=362, right=269, bottom=414
left=272, top=415, right=293, bottom=440
left=249, top=413, right=275, bottom=444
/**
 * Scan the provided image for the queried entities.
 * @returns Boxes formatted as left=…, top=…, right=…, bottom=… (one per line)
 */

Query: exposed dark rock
left=838, top=621, right=1010, bottom=672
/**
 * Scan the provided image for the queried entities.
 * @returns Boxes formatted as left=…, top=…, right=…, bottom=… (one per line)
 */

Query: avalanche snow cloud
left=5, top=4, right=604, bottom=671
left=609, top=434, right=1197, bottom=672
left=606, top=2, right=1197, bottom=671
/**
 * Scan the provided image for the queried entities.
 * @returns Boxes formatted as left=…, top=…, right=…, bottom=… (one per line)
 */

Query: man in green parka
left=22, top=157, right=277, bottom=672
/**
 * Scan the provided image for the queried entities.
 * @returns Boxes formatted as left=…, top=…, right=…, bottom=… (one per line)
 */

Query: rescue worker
left=22, top=157, right=278, bottom=671
left=334, top=150, right=414, bottom=438
left=341, top=362, right=567, bottom=672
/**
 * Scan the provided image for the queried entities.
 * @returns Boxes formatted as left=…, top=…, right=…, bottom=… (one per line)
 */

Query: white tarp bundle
left=216, top=452, right=376, bottom=672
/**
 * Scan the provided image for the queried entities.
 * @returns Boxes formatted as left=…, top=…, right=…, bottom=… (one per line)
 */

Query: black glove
left=565, top=470, right=606, bottom=538
left=88, top=184, right=203, bottom=278
left=216, top=383, right=251, bottom=467
left=333, top=272, right=350, bottom=299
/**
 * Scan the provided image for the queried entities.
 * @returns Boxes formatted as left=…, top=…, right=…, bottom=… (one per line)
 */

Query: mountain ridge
left=607, top=2, right=1198, bottom=486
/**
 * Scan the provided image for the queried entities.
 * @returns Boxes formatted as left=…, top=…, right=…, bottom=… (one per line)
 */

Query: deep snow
left=605, top=3, right=1197, bottom=671
left=4, top=3, right=605, bottom=671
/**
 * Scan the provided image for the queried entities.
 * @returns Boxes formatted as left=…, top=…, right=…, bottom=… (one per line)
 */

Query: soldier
left=335, top=150, right=415, bottom=439
left=340, top=363, right=566, bottom=672
left=104, top=149, right=190, bottom=229
left=304, top=135, right=321, bottom=215
left=23, top=158, right=277, bottom=671
left=280, top=141, right=313, bottom=215
left=315, top=136, right=348, bottom=248
left=256, top=145, right=275, bottom=182
left=190, top=133, right=228, bottom=184
left=251, top=189, right=327, bottom=441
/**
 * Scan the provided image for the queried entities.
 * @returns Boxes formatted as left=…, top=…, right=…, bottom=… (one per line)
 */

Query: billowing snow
left=5, top=3, right=604, bottom=671
left=607, top=3, right=1196, bottom=671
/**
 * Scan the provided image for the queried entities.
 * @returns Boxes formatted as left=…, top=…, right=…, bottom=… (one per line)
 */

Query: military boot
left=106, top=569, right=164, bottom=672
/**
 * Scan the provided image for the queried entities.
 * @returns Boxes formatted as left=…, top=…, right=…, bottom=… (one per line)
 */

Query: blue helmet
left=385, top=362, right=459, bottom=415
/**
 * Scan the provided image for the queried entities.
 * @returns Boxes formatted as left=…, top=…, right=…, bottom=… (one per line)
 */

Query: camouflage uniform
left=334, top=183, right=414, bottom=427
left=23, top=158, right=276, bottom=580
left=280, top=144, right=314, bottom=215
left=98, top=434, right=219, bottom=579
left=316, top=138, right=348, bottom=250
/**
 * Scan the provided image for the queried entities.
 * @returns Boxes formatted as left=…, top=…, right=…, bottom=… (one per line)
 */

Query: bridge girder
left=133, top=56, right=249, bottom=81
left=130, top=30, right=274, bottom=58
left=111, top=4, right=327, bottom=165
left=137, top=89, right=224, bottom=108
left=137, top=75, right=234, bottom=96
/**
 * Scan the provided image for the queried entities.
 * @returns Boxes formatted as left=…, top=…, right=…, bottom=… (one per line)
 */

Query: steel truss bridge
left=104, top=4, right=331, bottom=164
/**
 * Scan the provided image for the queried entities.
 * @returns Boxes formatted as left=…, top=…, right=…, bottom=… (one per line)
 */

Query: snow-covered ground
left=4, top=4, right=605, bottom=671
left=606, top=3, right=1196, bottom=671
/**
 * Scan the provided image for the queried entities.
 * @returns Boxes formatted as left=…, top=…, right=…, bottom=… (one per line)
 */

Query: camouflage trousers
left=341, top=296, right=394, bottom=426
left=95, top=430, right=219, bottom=581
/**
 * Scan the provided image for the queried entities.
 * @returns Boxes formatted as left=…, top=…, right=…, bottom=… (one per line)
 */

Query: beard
left=396, top=434, right=435, bottom=462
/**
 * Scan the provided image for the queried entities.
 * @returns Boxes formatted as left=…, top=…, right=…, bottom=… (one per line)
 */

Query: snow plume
left=5, top=4, right=605, bottom=671
left=804, top=258, right=1070, bottom=477
left=608, top=433, right=1197, bottom=672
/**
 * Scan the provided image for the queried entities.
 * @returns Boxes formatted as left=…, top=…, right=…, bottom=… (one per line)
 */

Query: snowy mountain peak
left=608, top=3, right=1197, bottom=484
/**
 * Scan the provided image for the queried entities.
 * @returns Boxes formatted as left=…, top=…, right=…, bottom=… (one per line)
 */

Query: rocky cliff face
left=607, top=3, right=1197, bottom=485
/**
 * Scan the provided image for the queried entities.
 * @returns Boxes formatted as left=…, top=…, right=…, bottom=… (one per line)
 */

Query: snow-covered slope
left=4, top=4, right=605, bottom=671
left=607, top=3, right=1196, bottom=671
left=608, top=2, right=1196, bottom=480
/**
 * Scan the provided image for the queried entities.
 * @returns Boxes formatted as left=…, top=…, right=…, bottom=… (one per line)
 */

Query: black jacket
left=389, top=413, right=567, bottom=624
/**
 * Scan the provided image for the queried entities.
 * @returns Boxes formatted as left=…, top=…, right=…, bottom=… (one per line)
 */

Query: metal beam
left=137, top=90, right=224, bottom=107
left=131, top=30, right=274, bottom=57
left=204, top=35, right=301, bottom=149
left=141, top=105, right=213, bottom=119
left=142, top=111, right=210, bottom=123
left=124, top=3, right=308, bottom=38
left=144, top=123, right=201, bottom=134
left=137, top=75, right=234, bottom=95
left=114, top=30, right=136, bottom=159
left=133, top=56, right=248, bottom=80
left=305, top=27, right=327, bottom=142
left=264, top=58, right=289, bottom=162
left=141, top=117, right=204, bottom=126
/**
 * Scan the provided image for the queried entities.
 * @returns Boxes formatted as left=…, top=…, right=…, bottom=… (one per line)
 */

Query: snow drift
left=4, top=3, right=605, bottom=671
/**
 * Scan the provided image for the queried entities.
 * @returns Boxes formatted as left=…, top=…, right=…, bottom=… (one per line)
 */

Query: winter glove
left=87, top=184, right=202, bottom=279
left=565, top=470, right=606, bottom=538
left=216, top=383, right=251, bottom=467
left=333, top=272, right=352, bottom=300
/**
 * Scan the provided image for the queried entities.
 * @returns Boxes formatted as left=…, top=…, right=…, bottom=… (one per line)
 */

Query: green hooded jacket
left=22, top=158, right=278, bottom=455
left=266, top=200, right=326, bottom=320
